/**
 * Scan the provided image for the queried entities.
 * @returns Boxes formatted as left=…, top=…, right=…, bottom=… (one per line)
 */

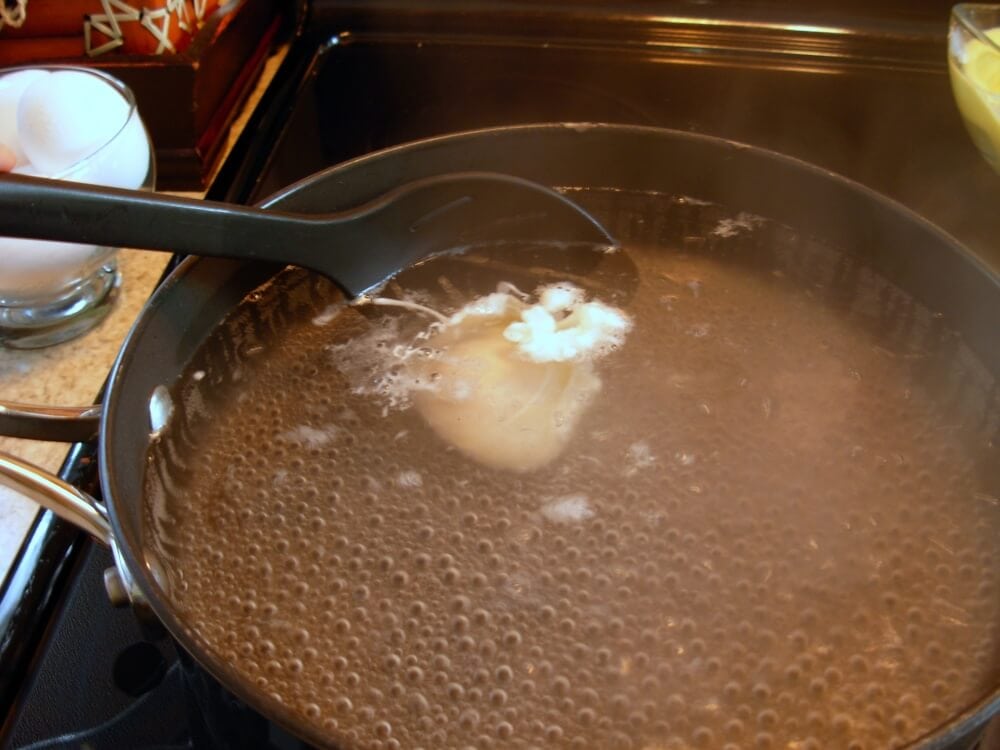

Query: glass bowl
left=949, top=3, right=1000, bottom=172
left=0, top=66, right=155, bottom=349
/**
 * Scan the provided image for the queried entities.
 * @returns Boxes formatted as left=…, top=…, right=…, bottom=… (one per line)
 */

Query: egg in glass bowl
left=0, top=66, right=155, bottom=349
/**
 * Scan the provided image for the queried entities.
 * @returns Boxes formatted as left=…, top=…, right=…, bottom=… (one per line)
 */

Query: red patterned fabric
left=0, top=0, right=225, bottom=56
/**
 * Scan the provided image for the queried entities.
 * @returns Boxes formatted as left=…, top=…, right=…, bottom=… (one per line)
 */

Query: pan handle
left=0, top=449, right=151, bottom=611
left=0, top=399, right=101, bottom=442
left=0, top=450, right=112, bottom=545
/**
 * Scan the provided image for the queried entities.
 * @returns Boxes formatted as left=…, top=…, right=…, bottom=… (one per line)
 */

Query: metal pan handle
left=0, top=449, right=149, bottom=609
left=0, top=450, right=111, bottom=544
left=0, top=399, right=101, bottom=442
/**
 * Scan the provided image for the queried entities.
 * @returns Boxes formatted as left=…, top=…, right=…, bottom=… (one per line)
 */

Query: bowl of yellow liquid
left=950, top=3, right=1000, bottom=171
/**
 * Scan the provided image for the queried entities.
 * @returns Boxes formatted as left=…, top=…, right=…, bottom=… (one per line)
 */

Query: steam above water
left=144, top=193, right=999, bottom=750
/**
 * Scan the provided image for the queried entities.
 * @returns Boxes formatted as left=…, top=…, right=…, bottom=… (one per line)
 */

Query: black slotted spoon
left=0, top=171, right=616, bottom=298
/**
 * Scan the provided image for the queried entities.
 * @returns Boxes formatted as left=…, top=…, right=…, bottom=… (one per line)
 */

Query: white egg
left=101, top=110, right=150, bottom=189
left=1, top=159, right=105, bottom=295
left=60, top=110, right=151, bottom=190
left=0, top=233, right=103, bottom=298
left=17, top=70, right=130, bottom=175
left=0, top=69, right=49, bottom=166
left=11, top=162, right=41, bottom=176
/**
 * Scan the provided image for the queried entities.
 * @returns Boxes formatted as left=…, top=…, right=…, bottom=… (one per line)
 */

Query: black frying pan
left=1, top=124, right=997, bottom=749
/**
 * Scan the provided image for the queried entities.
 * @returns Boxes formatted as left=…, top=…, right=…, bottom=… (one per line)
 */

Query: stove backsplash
left=248, top=1, right=1000, bottom=271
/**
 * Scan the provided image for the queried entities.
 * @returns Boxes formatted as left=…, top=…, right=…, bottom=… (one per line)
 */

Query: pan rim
left=103, top=122, right=1000, bottom=750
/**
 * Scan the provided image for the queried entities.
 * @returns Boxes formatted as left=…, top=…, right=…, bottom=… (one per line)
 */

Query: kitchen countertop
left=0, top=46, right=287, bottom=584
left=0, top=249, right=171, bottom=578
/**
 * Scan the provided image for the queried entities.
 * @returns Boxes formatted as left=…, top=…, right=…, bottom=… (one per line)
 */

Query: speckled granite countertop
left=0, top=47, right=287, bottom=583
left=0, top=250, right=170, bottom=578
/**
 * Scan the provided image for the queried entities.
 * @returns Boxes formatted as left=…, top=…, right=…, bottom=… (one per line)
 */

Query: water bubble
left=147, top=250, right=1000, bottom=750
left=408, top=692, right=429, bottom=714
left=405, top=667, right=424, bottom=684
left=503, top=630, right=523, bottom=648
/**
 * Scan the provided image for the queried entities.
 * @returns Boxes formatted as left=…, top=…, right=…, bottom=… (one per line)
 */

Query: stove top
left=241, top=0, right=1000, bottom=269
left=2, top=2, right=998, bottom=748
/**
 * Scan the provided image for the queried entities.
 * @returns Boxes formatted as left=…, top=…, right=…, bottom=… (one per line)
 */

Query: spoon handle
left=0, top=171, right=616, bottom=298
left=0, top=173, right=318, bottom=263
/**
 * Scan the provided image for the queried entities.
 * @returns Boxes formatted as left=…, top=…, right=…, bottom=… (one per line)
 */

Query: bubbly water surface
left=144, top=194, right=1000, bottom=749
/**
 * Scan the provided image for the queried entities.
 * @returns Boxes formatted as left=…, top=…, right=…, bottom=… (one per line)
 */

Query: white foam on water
left=624, top=441, right=657, bottom=477
left=280, top=424, right=340, bottom=448
left=540, top=494, right=595, bottom=523
left=712, top=211, right=766, bottom=238
left=396, top=470, right=423, bottom=488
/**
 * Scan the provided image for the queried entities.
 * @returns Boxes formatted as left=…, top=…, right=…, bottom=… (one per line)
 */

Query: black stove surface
left=247, top=0, right=1000, bottom=269
left=4, top=540, right=189, bottom=750
left=2, top=538, right=312, bottom=750
left=2, top=2, right=999, bottom=748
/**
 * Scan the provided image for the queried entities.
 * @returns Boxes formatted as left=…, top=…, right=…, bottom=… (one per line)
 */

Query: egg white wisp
left=338, top=281, right=631, bottom=472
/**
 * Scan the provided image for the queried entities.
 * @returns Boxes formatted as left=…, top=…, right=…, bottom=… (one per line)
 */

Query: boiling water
left=144, top=194, right=1000, bottom=749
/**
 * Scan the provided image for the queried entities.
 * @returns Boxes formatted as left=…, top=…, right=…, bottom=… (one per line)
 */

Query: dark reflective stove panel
left=248, top=19, right=1000, bottom=272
